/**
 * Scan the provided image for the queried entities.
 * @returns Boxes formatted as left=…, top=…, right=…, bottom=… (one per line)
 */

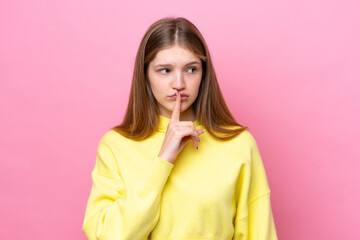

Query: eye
left=188, top=67, right=197, bottom=73
left=159, top=68, right=170, bottom=74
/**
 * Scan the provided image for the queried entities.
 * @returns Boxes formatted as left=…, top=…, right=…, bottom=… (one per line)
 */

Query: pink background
left=1, top=0, right=359, bottom=239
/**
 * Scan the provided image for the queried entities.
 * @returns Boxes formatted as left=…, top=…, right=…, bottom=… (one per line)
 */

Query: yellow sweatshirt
left=82, top=115, right=278, bottom=240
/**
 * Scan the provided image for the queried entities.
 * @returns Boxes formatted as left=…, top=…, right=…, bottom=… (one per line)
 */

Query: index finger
left=170, top=90, right=181, bottom=123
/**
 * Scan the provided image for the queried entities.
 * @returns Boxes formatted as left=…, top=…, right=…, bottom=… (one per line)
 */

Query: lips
left=170, top=92, right=188, bottom=97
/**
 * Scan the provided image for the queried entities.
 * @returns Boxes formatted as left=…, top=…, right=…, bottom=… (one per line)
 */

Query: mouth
left=169, top=92, right=188, bottom=97
left=168, top=92, right=188, bottom=100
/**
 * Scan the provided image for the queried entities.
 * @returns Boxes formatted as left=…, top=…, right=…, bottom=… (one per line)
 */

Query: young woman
left=82, top=17, right=278, bottom=240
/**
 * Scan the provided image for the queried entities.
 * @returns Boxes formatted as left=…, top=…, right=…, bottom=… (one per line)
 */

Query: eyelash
left=159, top=67, right=197, bottom=74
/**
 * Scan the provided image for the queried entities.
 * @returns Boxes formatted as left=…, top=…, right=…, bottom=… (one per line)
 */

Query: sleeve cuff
left=143, top=156, right=174, bottom=190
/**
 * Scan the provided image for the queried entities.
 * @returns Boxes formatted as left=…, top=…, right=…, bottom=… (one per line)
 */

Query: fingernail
left=202, top=129, right=205, bottom=132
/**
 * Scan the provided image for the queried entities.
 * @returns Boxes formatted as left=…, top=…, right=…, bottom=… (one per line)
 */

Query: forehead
left=150, top=44, right=200, bottom=65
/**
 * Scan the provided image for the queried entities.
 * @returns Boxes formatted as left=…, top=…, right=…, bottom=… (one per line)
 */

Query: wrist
left=158, top=153, right=172, bottom=163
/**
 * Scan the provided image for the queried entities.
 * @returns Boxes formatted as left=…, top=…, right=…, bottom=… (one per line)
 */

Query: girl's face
left=147, top=44, right=203, bottom=119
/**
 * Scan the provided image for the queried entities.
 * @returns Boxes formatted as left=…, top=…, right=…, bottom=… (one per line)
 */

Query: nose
left=172, top=71, right=185, bottom=91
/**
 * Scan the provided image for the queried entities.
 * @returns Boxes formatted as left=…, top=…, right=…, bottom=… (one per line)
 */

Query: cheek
left=150, top=82, right=168, bottom=103
left=148, top=76, right=162, bottom=95
left=190, top=77, right=202, bottom=93
left=152, top=83, right=166, bottom=96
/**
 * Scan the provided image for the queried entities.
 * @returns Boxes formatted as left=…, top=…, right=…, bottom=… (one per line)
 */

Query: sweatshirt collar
left=156, top=114, right=203, bottom=133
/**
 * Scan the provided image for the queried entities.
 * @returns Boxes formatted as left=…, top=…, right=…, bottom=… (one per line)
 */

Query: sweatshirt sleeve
left=233, top=132, right=278, bottom=240
left=82, top=141, right=174, bottom=240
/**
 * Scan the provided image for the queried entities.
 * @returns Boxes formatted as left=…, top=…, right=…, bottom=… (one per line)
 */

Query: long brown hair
left=112, top=17, right=249, bottom=141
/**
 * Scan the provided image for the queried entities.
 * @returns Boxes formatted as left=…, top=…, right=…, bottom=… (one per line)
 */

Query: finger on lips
left=170, top=90, right=181, bottom=123
left=171, top=90, right=203, bottom=149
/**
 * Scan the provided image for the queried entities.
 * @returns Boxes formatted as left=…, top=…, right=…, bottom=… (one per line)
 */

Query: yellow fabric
left=82, top=115, right=278, bottom=240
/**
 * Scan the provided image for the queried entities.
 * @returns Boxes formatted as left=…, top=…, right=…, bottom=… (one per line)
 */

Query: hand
left=157, top=91, right=205, bottom=163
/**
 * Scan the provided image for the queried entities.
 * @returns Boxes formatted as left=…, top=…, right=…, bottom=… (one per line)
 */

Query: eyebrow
left=154, top=61, right=201, bottom=68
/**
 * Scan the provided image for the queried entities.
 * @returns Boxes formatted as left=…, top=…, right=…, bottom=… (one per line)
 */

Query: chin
left=169, top=103, right=186, bottom=112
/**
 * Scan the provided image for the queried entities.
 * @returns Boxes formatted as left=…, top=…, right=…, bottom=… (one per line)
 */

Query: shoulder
left=99, top=129, right=121, bottom=142
left=223, top=127, right=258, bottom=149
left=208, top=127, right=259, bottom=161
left=97, top=129, right=135, bottom=150
left=239, top=129, right=258, bottom=147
